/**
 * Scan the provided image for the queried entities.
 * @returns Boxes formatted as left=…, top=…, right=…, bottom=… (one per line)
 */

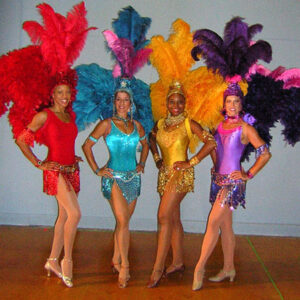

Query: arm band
left=255, top=144, right=269, bottom=159
left=89, top=136, right=98, bottom=143
left=139, top=134, right=146, bottom=141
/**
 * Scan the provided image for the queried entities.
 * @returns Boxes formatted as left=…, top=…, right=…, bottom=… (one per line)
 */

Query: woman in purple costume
left=192, top=83, right=271, bottom=291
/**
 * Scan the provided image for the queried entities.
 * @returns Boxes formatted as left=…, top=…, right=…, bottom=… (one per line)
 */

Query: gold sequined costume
left=156, top=117, right=194, bottom=195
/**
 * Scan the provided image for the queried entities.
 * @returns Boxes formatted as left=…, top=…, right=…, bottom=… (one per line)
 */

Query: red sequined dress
left=37, top=108, right=80, bottom=195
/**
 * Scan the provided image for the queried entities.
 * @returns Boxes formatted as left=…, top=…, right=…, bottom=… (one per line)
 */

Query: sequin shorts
left=209, top=171, right=246, bottom=209
left=157, top=165, right=194, bottom=196
left=101, top=170, right=141, bottom=204
left=43, top=163, right=80, bottom=196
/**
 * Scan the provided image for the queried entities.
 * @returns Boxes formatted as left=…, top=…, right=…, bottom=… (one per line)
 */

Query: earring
left=130, top=106, right=133, bottom=121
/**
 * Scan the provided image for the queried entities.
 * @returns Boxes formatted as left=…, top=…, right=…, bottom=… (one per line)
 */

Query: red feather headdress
left=0, top=2, right=96, bottom=139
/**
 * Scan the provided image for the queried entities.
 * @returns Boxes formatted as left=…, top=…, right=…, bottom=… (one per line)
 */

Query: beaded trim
left=255, top=144, right=269, bottom=159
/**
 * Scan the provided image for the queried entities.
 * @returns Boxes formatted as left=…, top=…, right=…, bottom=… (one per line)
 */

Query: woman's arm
left=82, top=119, right=113, bottom=177
left=173, top=119, right=217, bottom=170
left=231, top=123, right=271, bottom=181
left=15, top=111, right=56, bottom=170
left=135, top=121, right=149, bottom=173
left=149, top=122, right=163, bottom=169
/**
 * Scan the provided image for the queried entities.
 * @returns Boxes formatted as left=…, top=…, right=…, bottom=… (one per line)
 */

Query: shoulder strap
left=157, top=118, right=164, bottom=129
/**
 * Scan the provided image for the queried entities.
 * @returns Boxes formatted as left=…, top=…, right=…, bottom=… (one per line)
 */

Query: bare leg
left=55, top=174, right=81, bottom=278
left=149, top=191, right=186, bottom=283
left=220, top=211, right=235, bottom=272
left=109, top=182, right=137, bottom=285
left=47, top=202, right=67, bottom=273
left=193, top=190, right=232, bottom=282
left=111, top=199, right=137, bottom=272
left=166, top=204, right=184, bottom=273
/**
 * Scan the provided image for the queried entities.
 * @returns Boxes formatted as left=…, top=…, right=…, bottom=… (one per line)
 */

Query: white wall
left=0, top=0, right=299, bottom=236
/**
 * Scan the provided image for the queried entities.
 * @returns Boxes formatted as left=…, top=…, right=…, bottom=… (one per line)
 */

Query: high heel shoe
left=192, top=269, right=205, bottom=291
left=44, top=258, right=62, bottom=278
left=111, top=260, right=120, bottom=274
left=165, top=264, right=185, bottom=277
left=147, top=269, right=165, bottom=288
left=118, top=265, right=130, bottom=288
left=209, top=269, right=236, bottom=282
left=61, top=258, right=73, bottom=288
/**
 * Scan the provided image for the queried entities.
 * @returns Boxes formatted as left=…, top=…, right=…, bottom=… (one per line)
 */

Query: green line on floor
left=246, top=237, right=283, bottom=300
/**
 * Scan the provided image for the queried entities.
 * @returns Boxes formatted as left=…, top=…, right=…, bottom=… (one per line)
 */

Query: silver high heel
left=44, top=258, right=62, bottom=278
left=209, top=269, right=236, bottom=282
left=192, top=269, right=205, bottom=291
left=61, top=258, right=73, bottom=288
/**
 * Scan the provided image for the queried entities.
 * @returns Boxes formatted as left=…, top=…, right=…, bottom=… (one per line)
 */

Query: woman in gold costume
left=147, top=82, right=217, bottom=288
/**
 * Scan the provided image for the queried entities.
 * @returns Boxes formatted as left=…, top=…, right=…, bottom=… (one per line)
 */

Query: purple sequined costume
left=210, top=123, right=246, bottom=209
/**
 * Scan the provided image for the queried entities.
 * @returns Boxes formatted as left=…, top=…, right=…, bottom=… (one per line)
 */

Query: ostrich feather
left=223, top=17, right=248, bottom=47
left=192, top=17, right=272, bottom=80
left=23, top=2, right=96, bottom=75
left=167, top=19, right=195, bottom=75
left=112, top=6, right=151, bottom=51
left=149, top=35, right=181, bottom=84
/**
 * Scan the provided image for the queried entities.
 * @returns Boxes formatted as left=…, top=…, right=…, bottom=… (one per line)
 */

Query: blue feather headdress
left=73, top=6, right=154, bottom=135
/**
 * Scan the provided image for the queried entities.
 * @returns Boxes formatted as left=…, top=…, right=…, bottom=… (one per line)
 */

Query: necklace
left=224, top=115, right=241, bottom=123
left=164, top=112, right=186, bottom=128
left=115, top=115, right=130, bottom=128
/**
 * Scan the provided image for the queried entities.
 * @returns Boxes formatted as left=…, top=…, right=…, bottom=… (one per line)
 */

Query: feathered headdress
left=149, top=18, right=232, bottom=135
left=192, top=17, right=280, bottom=160
left=0, top=2, right=96, bottom=140
left=73, top=6, right=154, bottom=135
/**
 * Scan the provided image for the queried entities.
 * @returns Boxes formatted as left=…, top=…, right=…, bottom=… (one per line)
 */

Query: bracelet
left=153, top=153, right=161, bottom=163
left=189, top=156, right=200, bottom=167
left=35, top=160, right=43, bottom=168
left=139, top=161, right=145, bottom=167
left=94, top=167, right=101, bottom=175
left=247, top=170, right=254, bottom=179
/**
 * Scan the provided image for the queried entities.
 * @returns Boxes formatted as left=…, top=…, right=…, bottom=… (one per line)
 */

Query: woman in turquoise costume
left=74, top=7, right=153, bottom=288
left=82, top=79, right=149, bottom=288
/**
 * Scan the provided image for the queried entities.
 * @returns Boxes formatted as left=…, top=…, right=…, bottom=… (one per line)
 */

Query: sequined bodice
left=156, top=119, right=189, bottom=166
left=214, top=122, right=246, bottom=174
left=105, top=120, right=139, bottom=171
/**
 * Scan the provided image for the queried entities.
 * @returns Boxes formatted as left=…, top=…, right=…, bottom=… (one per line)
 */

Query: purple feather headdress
left=223, top=83, right=244, bottom=102
left=192, top=17, right=272, bottom=80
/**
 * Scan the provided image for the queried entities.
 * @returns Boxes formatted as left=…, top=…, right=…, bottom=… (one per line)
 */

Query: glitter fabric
left=158, top=166, right=194, bottom=195
left=255, top=144, right=269, bottom=159
left=156, top=117, right=194, bottom=195
left=101, top=119, right=141, bottom=203
left=210, top=171, right=246, bottom=209
left=102, top=170, right=141, bottom=204
left=43, top=165, right=80, bottom=195
left=17, top=128, right=35, bottom=147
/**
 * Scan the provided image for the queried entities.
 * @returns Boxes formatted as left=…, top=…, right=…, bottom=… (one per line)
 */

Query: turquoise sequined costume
left=101, top=119, right=141, bottom=203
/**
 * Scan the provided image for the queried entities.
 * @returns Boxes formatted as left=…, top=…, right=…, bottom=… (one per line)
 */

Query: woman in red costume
left=16, top=83, right=81, bottom=288
left=0, top=2, right=95, bottom=288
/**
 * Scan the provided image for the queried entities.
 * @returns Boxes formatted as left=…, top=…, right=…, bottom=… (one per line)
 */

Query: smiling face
left=167, top=93, right=185, bottom=117
left=52, top=84, right=71, bottom=109
left=224, top=95, right=242, bottom=117
left=114, top=91, right=131, bottom=116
